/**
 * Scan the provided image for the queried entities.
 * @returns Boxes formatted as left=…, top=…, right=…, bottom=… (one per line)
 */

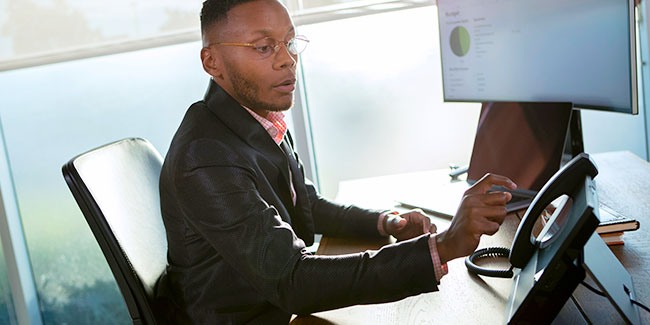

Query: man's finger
left=398, top=208, right=425, bottom=218
left=481, top=220, right=501, bottom=236
left=459, top=205, right=508, bottom=220
left=467, top=173, right=517, bottom=194
left=387, top=215, right=407, bottom=230
left=486, top=213, right=507, bottom=225
left=481, top=191, right=512, bottom=206
left=460, top=192, right=512, bottom=209
left=421, top=217, right=432, bottom=234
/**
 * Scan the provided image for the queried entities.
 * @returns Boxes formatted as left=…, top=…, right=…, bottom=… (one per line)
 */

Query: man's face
left=204, top=0, right=298, bottom=113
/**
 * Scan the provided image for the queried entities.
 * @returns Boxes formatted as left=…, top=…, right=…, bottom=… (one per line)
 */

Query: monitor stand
left=563, top=111, right=640, bottom=322
left=581, top=232, right=641, bottom=324
left=562, top=109, right=585, bottom=165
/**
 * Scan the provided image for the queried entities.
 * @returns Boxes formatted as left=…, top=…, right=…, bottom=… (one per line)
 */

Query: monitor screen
left=436, top=0, right=637, bottom=114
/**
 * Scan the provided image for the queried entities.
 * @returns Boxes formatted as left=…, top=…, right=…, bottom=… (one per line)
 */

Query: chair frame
left=62, top=138, right=160, bottom=325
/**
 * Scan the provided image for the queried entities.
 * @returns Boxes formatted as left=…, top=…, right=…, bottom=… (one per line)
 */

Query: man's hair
left=200, top=0, right=258, bottom=37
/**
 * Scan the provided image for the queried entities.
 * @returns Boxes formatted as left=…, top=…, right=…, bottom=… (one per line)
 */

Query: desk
left=291, top=151, right=649, bottom=324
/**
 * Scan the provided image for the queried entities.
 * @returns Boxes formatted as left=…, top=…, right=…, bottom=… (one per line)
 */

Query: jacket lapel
left=202, top=80, right=315, bottom=244
left=203, top=80, right=292, bottom=192
left=280, top=134, right=315, bottom=245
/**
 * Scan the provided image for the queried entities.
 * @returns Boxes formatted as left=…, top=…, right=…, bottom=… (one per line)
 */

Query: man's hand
left=436, top=173, right=517, bottom=264
left=385, top=209, right=437, bottom=241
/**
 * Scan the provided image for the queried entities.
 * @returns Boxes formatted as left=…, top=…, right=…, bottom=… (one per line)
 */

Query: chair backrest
left=62, top=138, right=167, bottom=325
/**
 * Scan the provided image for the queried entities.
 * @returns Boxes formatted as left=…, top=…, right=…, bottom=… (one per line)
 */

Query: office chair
left=62, top=138, right=168, bottom=325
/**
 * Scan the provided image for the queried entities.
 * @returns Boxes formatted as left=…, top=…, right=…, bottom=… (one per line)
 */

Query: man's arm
left=175, top=140, right=437, bottom=315
left=285, top=131, right=384, bottom=238
left=304, top=179, right=386, bottom=238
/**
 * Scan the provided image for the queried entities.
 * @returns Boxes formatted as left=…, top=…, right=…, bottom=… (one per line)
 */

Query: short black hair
left=200, top=0, right=258, bottom=36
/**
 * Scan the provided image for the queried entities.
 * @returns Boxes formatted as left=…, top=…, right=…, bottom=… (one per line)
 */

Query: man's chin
left=238, top=94, right=294, bottom=113
left=267, top=99, right=294, bottom=112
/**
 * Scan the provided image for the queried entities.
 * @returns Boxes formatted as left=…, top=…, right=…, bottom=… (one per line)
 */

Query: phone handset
left=465, top=153, right=599, bottom=277
left=509, top=153, right=598, bottom=268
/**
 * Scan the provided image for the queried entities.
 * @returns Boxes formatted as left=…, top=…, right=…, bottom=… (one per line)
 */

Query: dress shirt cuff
left=377, top=211, right=398, bottom=236
left=428, top=234, right=448, bottom=282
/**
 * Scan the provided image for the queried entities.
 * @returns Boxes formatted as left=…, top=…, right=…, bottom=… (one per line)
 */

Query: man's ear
left=201, top=47, right=224, bottom=80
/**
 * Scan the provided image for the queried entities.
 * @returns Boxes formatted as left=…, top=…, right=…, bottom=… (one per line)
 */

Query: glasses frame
left=213, top=35, right=310, bottom=58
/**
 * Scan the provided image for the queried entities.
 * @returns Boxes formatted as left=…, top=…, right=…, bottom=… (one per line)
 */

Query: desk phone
left=465, top=153, right=641, bottom=323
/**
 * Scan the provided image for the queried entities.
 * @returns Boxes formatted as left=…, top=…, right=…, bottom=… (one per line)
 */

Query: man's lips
left=273, top=79, right=296, bottom=93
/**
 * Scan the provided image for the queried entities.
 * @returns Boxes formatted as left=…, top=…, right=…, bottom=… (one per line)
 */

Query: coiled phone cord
left=464, top=247, right=514, bottom=278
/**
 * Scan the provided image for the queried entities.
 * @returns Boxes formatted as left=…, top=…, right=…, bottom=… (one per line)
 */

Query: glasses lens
left=253, top=38, right=276, bottom=58
left=288, top=36, right=309, bottom=55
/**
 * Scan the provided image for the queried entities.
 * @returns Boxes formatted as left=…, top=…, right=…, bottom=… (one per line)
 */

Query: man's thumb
left=387, top=215, right=407, bottom=231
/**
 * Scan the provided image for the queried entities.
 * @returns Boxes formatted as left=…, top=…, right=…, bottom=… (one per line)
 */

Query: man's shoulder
left=165, top=104, right=248, bottom=169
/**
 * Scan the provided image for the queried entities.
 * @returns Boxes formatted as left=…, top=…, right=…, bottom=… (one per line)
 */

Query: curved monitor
left=437, top=0, right=637, bottom=114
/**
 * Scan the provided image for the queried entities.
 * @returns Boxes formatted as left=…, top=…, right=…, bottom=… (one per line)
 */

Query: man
left=157, top=0, right=517, bottom=323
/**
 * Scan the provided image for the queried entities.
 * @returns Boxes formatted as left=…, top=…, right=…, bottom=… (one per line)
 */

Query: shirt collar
left=242, top=106, right=287, bottom=145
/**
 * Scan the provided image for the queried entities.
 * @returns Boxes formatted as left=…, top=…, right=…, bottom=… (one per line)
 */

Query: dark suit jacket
left=157, top=80, right=437, bottom=323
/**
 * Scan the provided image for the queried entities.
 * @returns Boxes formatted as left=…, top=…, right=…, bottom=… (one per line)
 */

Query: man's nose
left=273, top=43, right=297, bottom=70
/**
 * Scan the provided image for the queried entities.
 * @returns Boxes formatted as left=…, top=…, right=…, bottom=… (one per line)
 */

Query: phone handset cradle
left=509, top=152, right=598, bottom=268
left=463, top=153, right=640, bottom=323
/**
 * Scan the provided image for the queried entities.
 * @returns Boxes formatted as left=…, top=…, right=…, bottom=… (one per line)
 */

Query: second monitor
left=397, top=101, right=572, bottom=217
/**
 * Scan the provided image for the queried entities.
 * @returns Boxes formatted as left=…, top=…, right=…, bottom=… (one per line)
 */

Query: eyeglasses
left=214, top=35, right=309, bottom=59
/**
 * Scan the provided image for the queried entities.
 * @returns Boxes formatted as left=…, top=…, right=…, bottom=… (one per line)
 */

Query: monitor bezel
left=435, top=0, right=638, bottom=115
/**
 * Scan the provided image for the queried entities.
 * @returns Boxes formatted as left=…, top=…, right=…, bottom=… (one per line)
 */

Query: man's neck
left=250, top=108, right=270, bottom=119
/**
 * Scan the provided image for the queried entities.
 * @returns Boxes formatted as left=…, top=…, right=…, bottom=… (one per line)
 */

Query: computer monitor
left=394, top=101, right=572, bottom=217
left=467, top=102, right=572, bottom=191
left=436, top=0, right=637, bottom=114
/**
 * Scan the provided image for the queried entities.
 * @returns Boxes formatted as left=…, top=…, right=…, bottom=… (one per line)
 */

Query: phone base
left=505, top=250, right=585, bottom=324
left=505, top=234, right=641, bottom=324
left=582, top=232, right=640, bottom=324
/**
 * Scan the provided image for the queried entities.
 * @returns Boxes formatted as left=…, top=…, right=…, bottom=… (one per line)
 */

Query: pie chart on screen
left=450, top=26, right=470, bottom=57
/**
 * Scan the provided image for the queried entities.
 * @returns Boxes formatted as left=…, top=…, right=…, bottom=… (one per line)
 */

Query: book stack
left=597, top=204, right=640, bottom=246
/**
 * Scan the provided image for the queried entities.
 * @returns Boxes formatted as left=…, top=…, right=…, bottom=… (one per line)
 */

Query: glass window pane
left=0, top=235, right=18, bottom=325
left=287, top=0, right=386, bottom=12
left=0, top=41, right=210, bottom=323
left=299, top=6, right=480, bottom=198
left=0, top=0, right=202, bottom=61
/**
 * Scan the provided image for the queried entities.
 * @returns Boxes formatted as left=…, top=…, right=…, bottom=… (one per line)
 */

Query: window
left=0, top=0, right=202, bottom=61
left=0, top=236, right=17, bottom=325
left=298, top=6, right=480, bottom=198
left=0, top=0, right=202, bottom=71
left=287, top=0, right=409, bottom=12
left=287, top=0, right=434, bottom=25
left=0, top=41, right=208, bottom=323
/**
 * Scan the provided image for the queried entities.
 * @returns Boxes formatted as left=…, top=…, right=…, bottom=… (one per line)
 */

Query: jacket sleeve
left=175, top=139, right=437, bottom=315
left=285, top=130, right=383, bottom=238
left=305, top=179, right=385, bottom=238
